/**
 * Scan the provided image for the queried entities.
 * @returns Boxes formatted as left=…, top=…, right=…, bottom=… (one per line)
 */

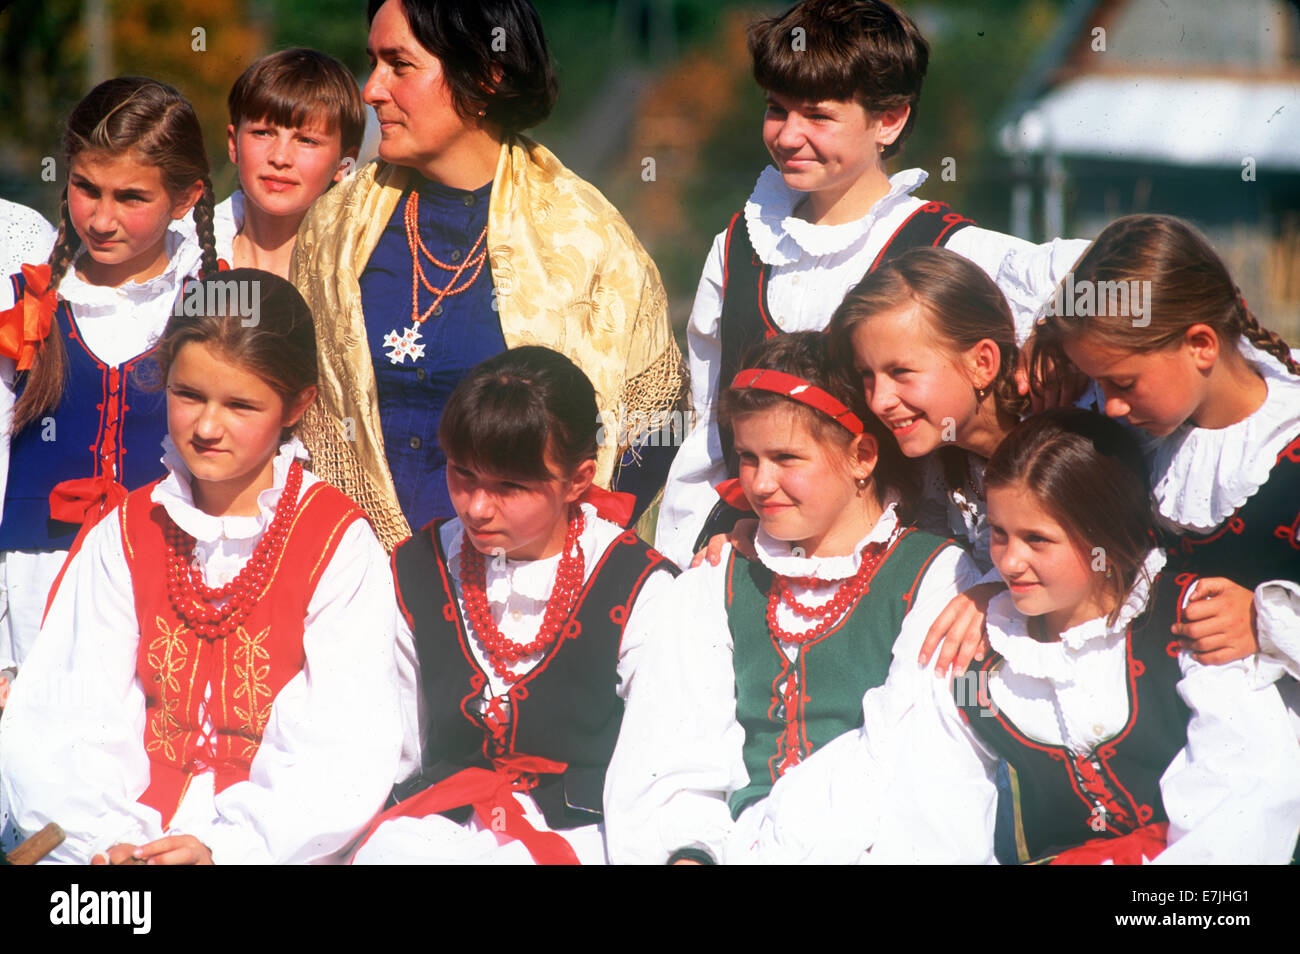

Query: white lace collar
left=754, top=500, right=902, bottom=582
left=985, top=548, right=1167, bottom=683
left=1151, top=340, right=1300, bottom=533
left=151, top=436, right=309, bottom=543
left=743, top=165, right=929, bottom=266
left=444, top=503, right=608, bottom=604
left=58, top=229, right=202, bottom=309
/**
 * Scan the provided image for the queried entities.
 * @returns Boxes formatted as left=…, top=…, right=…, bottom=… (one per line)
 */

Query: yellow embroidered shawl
left=291, top=136, right=684, bottom=551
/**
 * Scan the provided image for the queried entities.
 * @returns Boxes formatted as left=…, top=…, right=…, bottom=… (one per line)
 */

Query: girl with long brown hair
left=1032, top=214, right=1300, bottom=692
left=0, top=77, right=219, bottom=702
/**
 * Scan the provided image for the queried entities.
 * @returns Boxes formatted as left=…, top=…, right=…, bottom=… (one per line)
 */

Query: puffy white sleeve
left=961, top=234, right=1091, bottom=346
left=1154, top=652, right=1300, bottom=864
left=391, top=610, right=424, bottom=788
left=1253, top=580, right=1300, bottom=684
left=748, top=545, right=998, bottom=864
left=603, top=555, right=748, bottom=864
left=0, top=513, right=161, bottom=864
left=171, top=520, right=403, bottom=864
left=613, top=562, right=679, bottom=701
left=655, top=231, right=729, bottom=568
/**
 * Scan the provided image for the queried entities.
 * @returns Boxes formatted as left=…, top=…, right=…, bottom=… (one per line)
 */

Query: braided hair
left=13, top=77, right=217, bottom=433
left=1033, top=214, right=1300, bottom=397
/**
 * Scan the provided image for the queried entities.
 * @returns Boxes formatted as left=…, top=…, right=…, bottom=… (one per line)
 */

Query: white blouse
left=750, top=549, right=1300, bottom=864
left=654, top=165, right=1090, bottom=567
left=1148, top=340, right=1300, bottom=687
left=0, top=438, right=402, bottom=864
left=355, top=503, right=677, bottom=865
left=604, top=505, right=981, bottom=864
left=0, top=229, right=205, bottom=673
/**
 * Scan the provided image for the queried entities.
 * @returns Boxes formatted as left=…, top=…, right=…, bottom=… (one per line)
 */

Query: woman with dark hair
left=293, top=0, right=683, bottom=552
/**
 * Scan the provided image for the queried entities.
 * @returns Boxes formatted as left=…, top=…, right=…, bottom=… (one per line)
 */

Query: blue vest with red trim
left=955, top=571, right=1192, bottom=863
left=0, top=272, right=168, bottom=550
left=1164, top=432, right=1300, bottom=589
left=390, top=520, right=678, bottom=830
left=725, top=528, right=958, bottom=818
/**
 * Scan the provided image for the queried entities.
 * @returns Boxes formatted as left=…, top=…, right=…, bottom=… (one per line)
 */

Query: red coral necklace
left=460, top=506, right=586, bottom=684
left=766, top=539, right=891, bottom=645
left=164, top=460, right=303, bottom=640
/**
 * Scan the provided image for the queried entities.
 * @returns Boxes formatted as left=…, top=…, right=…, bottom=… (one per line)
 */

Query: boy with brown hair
left=217, top=48, right=366, bottom=278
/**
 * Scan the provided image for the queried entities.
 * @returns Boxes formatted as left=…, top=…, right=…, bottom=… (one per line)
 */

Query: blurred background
left=2, top=0, right=1298, bottom=337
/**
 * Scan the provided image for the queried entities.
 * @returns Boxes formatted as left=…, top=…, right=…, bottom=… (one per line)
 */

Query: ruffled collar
left=754, top=500, right=902, bottom=581
left=744, top=165, right=929, bottom=266
left=152, top=436, right=310, bottom=542
left=1150, top=340, right=1300, bottom=532
left=985, top=548, right=1166, bottom=682
left=59, top=229, right=203, bottom=309
left=445, top=503, right=606, bottom=604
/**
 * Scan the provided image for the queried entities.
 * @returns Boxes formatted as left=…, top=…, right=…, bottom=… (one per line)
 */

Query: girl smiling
left=749, top=410, right=1300, bottom=864
left=605, top=331, right=979, bottom=864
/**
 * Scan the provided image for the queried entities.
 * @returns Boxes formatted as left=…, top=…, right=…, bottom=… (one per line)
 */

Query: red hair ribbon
left=730, top=368, right=864, bottom=434
left=0, top=263, right=57, bottom=370
left=352, top=754, right=579, bottom=865
left=579, top=484, right=636, bottom=528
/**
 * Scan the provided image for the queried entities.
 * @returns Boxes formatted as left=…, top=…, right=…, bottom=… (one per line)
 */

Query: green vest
left=727, top=528, right=954, bottom=818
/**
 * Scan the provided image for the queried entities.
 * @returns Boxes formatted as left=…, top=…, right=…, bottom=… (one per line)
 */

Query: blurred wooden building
left=997, top=0, right=1300, bottom=335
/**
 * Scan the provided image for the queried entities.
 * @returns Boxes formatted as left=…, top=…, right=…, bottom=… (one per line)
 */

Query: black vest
left=1164, top=433, right=1300, bottom=589
left=695, top=201, right=977, bottom=551
left=391, top=521, right=677, bottom=830
left=955, top=572, right=1193, bottom=863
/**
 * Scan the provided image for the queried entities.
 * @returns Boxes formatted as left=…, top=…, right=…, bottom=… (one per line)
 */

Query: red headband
left=729, top=369, right=864, bottom=435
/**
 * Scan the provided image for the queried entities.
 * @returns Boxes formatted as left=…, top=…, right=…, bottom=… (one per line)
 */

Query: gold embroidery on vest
left=144, top=616, right=190, bottom=763
left=232, top=624, right=273, bottom=759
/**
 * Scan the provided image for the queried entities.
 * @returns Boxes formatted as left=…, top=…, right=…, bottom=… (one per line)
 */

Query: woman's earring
left=976, top=385, right=990, bottom=401
left=477, top=108, right=486, bottom=118
left=855, top=476, right=869, bottom=491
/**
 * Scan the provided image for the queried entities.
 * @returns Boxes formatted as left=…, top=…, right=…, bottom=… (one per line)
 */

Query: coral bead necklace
left=164, top=459, right=303, bottom=640
left=766, top=537, right=893, bottom=645
left=459, top=506, right=586, bottom=684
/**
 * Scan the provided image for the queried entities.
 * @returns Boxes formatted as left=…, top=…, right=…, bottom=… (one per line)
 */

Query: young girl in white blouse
left=605, top=331, right=980, bottom=864
left=1033, top=215, right=1300, bottom=707
left=751, top=409, right=1300, bottom=864
left=351, top=347, right=678, bottom=865
left=0, top=78, right=219, bottom=700
left=0, top=271, right=401, bottom=864
left=654, top=0, right=1085, bottom=567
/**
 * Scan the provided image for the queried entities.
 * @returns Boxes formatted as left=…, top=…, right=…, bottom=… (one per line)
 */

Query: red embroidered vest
left=119, top=478, right=366, bottom=826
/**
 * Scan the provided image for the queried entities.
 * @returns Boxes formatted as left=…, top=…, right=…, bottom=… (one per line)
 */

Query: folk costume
left=654, top=165, right=1089, bottom=566
left=1149, top=340, right=1300, bottom=705
left=0, top=231, right=201, bottom=677
left=352, top=502, right=677, bottom=864
left=291, top=139, right=685, bottom=552
left=604, top=502, right=980, bottom=864
left=0, top=439, right=402, bottom=864
left=751, top=551, right=1300, bottom=864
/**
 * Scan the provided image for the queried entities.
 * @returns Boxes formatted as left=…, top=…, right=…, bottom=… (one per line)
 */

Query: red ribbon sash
left=355, top=754, right=580, bottom=865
